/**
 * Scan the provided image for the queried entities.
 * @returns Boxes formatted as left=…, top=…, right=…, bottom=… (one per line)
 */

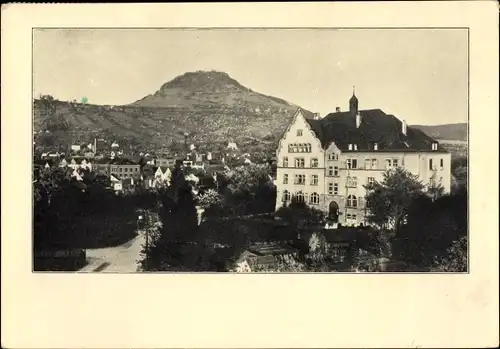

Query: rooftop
left=304, top=108, right=448, bottom=153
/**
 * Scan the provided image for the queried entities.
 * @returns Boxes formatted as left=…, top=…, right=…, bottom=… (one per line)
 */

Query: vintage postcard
left=2, top=2, right=498, bottom=348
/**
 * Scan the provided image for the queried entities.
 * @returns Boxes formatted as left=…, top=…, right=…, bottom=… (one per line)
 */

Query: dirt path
left=80, top=233, right=146, bottom=273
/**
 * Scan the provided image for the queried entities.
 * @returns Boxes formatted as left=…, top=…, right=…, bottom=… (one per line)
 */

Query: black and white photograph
left=32, top=28, right=469, bottom=273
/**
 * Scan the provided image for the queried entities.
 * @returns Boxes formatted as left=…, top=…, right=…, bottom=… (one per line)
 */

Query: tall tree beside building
left=364, top=167, right=425, bottom=234
left=141, top=163, right=201, bottom=270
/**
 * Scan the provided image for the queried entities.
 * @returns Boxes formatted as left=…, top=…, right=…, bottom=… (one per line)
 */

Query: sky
left=33, top=28, right=468, bottom=125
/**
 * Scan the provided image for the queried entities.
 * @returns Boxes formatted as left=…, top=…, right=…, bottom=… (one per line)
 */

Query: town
left=33, top=91, right=468, bottom=273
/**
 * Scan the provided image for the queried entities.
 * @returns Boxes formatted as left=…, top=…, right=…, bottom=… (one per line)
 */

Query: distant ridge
left=411, top=123, right=467, bottom=142
left=33, top=70, right=314, bottom=150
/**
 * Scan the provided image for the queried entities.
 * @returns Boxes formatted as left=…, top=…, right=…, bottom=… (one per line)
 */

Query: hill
left=33, top=70, right=313, bottom=153
left=411, top=123, right=467, bottom=142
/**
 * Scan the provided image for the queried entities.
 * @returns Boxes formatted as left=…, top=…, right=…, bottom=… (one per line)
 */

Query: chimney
left=313, top=113, right=321, bottom=120
left=402, top=120, right=407, bottom=136
left=336, top=106, right=341, bottom=112
left=356, top=113, right=362, bottom=128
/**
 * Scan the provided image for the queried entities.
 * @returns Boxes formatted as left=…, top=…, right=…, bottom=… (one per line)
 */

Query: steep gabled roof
left=305, top=109, right=447, bottom=153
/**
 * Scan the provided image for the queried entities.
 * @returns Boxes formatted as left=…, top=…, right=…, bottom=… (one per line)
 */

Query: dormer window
left=373, top=143, right=378, bottom=151
left=296, top=129, right=303, bottom=137
left=353, top=144, right=358, bottom=151
left=431, top=142, right=438, bottom=151
left=348, top=144, right=353, bottom=151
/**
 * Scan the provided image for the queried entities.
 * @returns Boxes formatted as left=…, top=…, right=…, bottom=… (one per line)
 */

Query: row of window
left=283, top=157, right=319, bottom=168
left=283, top=174, right=319, bottom=185
left=282, top=157, right=445, bottom=171
left=429, top=158, right=445, bottom=171
left=282, top=190, right=359, bottom=207
left=283, top=173, right=376, bottom=188
left=110, top=167, right=140, bottom=173
left=288, top=143, right=312, bottom=153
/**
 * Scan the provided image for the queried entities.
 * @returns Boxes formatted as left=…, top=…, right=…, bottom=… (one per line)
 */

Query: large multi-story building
left=275, top=91, right=451, bottom=226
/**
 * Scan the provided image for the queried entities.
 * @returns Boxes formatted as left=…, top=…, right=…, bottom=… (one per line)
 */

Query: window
left=346, top=214, right=357, bottom=220
left=125, top=168, right=128, bottom=172
left=310, top=192, right=320, bottom=205
left=283, top=157, right=288, bottom=167
left=328, top=183, right=339, bottom=195
left=328, top=166, right=339, bottom=176
left=429, top=158, right=433, bottom=170
left=283, top=174, right=288, bottom=184
left=346, top=176, right=358, bottom=188
left=295, top=192, right=305, bottom=203
left=367, top=177, right=376, bottom=186
left=346, top=159, right=358, bottom=169
left=348, top=144, right=353, bottom=151
left=311, top=175, right=318, bottom=185
left=289, top=143, right=311, bottom=153
left=353, top=144, right=358, bottom=151
left=119, top=168, right=123, bottom=172
left=365, top=158, right=378, bottom=170
left=374, top=143, right=379, bottom=151
left=432, top=142, right=438, bottom=151
left=440, top=158, right=444, bottom=170
left=294, top=174, right=306, bottom=185
left=328, top=153, right=338, bottom=161
left=295, top=158, right=305, bottom=168
left=310, top=158, right=319, bottom=168
left=282, top=190, right=291, bottom=202
left=347, top=195, right=358, bottom=208
left=386, top=159, right=399, bottom=170
left=297, top=129, right=303, bottom=136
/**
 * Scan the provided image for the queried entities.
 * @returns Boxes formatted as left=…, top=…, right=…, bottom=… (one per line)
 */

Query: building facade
left=275, top=92, right=451, bottom=227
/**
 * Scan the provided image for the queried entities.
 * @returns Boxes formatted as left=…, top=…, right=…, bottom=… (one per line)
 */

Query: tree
left=427, top=171, right=445, bottom=202
left=37, top=94, right=69, bottom=132
left=197, top=188, right=224, bottom=217
left=364, top=167, right=425, bottom=234
left=140, top=163, right=202, bottom=271
left=431, top=236, right=467, bottom=272
left=392, top=189, right=467, bottom=270
left=222, top=164, right=276, bottom=215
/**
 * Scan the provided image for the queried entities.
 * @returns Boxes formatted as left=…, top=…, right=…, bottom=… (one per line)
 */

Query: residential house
left=232, top=242, right=299, bottom=272
left=108, top=158, right=141, bottom=180
left=70, top=144, right=81, bottom=152
left=192, top=161, right=205, bottom=171
left=194, top=153, right=204, bottom=162
left=156, top=156, right=176, bottom=168
left=68, top=157, right=92, bottom=172
left=110, top=175, right=123, bottom=192
left=227, top=141, right=238, bottom=150
left=153, top=166, right=172, bottom=187
left=94, top=158, right=112, bottom=175
left=275, top=91, right=451, bottom=227
left=59, top=158, right=68, bottom=168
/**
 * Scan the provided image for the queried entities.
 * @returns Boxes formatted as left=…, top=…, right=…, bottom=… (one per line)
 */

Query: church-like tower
left=349, top=86, right=358, bottom=114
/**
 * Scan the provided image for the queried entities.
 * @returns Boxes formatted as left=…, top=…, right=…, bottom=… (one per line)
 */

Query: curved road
left=78, top=233, right=146, bottom=273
